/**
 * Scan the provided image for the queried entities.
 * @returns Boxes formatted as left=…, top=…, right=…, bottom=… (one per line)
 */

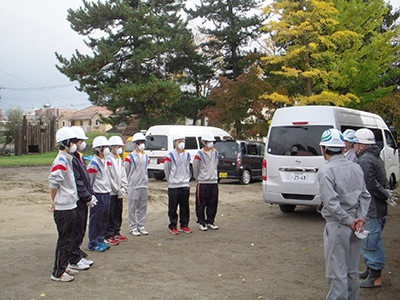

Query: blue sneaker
left=99, top=242, right=111, bottom=250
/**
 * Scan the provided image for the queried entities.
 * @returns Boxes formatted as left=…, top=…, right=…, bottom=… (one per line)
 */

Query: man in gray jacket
left=354, top=128, right=390, bottom=288
left=318, top=129, right=371, bottom=300
left=164, top=133, right=192, bottom=235
left=193, top=131, right=219, bottom=231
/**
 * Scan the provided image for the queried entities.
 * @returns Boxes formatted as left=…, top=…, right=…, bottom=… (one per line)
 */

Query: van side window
left=247, top=144, right=257, bottom=155
left=371, top=129, right=384, bottom=150
left=185, top=137, right=198, bottom=150
left=241, top=143, right=247, bottom=155
left=384, top=130, right=397, bottom=149
left=258, top=144, right=265, bottom=156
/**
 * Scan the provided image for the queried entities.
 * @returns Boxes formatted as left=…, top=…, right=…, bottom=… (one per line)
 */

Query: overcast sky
left=1, top=0, right=399, bottom=114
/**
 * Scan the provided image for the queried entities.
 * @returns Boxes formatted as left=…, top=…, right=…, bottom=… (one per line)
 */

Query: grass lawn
left=0, top=151, right=58, bottom=167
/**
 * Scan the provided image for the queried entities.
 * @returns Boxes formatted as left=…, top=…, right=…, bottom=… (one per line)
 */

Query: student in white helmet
left=343, top=129, right=357, bottom=163
left=354, top=128, right=393, bottom=288
left=124, top=132, right=150, bottom=236
left=317, top=129, right=371, bottom=300
left=68, top=126, right=95, bottom=271
left=193, top=131, right=219, bottom=231
left=164, top=132, right=192, bottom=235
left=105, top=136, right=128, bottom=244
left=48, top=127, right=80, bottom=282
left=87, top=136, right=112, bottom=252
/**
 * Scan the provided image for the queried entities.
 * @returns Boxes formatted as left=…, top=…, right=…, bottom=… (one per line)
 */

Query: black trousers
left=53, top=208, right=76, bottom=278
left=195, top=183, right=218, bottom=225
left=69, top=200, right=88, bottom=264
left=168, top=187, right=190, bottom=229
left=105, top=195, right=123, bottom=239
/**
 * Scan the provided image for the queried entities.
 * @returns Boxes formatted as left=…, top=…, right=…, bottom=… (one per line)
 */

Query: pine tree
left=56, top=0, right=193, bottom=127
left=186, top=0, right=266, bottom=80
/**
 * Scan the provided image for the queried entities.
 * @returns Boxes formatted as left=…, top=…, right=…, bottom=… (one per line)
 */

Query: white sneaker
left=199, top=224, right=208, bottom=231
left=69, top=259, right=90, bottom=270
left=66, top=265, right=79, bottom=275
left=130, top=228, right=141, bottom=236
left=80, top=258, right=94, bottom=266
left=51, top=272, right=74, bottom=282
left=207, top=223, right=219, bottom=230
left=138, top=226, right=149, bottom=235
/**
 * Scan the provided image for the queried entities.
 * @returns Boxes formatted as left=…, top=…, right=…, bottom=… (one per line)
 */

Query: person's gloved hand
left=386, top=189, right=398, bottom=207
left=87, top=195, right=98, bottom=207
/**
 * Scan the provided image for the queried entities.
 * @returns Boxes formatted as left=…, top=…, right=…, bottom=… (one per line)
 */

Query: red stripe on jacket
left=87, top=168, right=97, bottom=174
left=124, top=158, right=131, bottom=164
left=165, top=157, right=171, bottom=162
left=107, top=161, right=112, bottom=166
left=51, top=165, right=67, bottom=172
left=194, top=155, right=202, bottom=161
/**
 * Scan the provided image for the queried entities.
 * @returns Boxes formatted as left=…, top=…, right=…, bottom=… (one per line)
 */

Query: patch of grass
left=0, top=151, right=58, bottom=166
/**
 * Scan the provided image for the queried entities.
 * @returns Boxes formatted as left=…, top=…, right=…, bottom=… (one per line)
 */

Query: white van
left=263, top=106, right=399, bottom=213
left=144, top=125, right=233, bottom=180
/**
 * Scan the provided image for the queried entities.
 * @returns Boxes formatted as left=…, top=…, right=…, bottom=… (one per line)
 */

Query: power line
left=3, top=83, right=77, bottom=91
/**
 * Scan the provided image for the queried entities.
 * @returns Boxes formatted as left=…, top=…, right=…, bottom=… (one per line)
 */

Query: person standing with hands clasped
left=48, top=127, right=79, bottom=282
left=354, top=128, right=398, bottom=288
left=68, top=126, right=95, bottom=271
left=193, top=131, right=219, bottom=231
left=318, top=129, right=371, bottom=300
left=87, top=136, right=113, bottom=252
left=124, top=132, right=150, bottom=236
left=164, top=133, right=192, bottom=235
left=105, top=136, right=128, bottom=243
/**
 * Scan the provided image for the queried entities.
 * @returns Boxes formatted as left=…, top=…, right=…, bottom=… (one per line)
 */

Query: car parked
left=214, top=140, right=265, bottom=184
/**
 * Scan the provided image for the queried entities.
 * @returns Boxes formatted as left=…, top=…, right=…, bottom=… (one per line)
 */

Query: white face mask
left=178, top=142, right=185, bottom=150
left=116, top=148, right=123, bottom=155
left=69, top=144, right=77, bottom=154
left=138, top=144, right=145, bottom=151
left=103, top=147, right=110, bottom=156
left=207, top=142, right=214, bottom=148
left=79, top=141, right=87, bottom=151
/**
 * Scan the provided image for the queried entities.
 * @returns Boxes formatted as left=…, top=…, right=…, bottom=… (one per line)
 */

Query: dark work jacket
left=357, top=145, right=389, bottom=218
left=72, top=151, right=93, bottom=203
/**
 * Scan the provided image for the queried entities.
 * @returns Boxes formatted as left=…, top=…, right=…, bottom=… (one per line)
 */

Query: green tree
left=1, top=107, right=23, bottom=154
left=186, top=0, right=266, bottom=80
left=260, top=0, right=400, bottom=107
left=56, top=0, right=193, bottom=128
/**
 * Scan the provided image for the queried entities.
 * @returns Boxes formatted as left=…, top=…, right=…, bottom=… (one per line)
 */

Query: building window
left=94, top=119, right=100, bottom=127
left=62, top=120, right=66, bottom=127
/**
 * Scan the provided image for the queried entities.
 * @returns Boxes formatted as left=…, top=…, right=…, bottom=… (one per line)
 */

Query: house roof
left=57, top=106, right=112, bottom=121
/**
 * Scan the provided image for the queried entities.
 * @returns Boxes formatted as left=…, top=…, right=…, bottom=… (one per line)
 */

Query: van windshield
left=146, top=135, right=168, bottom=151
left=267, top=125, right=333, bottom=156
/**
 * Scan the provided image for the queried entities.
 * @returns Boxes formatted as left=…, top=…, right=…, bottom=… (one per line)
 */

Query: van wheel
left=389, top=174, right=396, bottom=190
left=279, top=204, right=296, bottom=213
left=240, top=169, right=251, bottom=185
left=154, top=173, right=165, bottom=180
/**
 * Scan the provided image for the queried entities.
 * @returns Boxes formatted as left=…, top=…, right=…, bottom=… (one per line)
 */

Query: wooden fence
left=14, top=116, right=56, bottom=156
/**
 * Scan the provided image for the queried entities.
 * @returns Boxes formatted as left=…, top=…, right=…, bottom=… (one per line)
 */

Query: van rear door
left=265, top=125, right=332, bottom=204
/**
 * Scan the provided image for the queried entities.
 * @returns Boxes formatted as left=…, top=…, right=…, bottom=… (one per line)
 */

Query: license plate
left=219, top=172, right=228, bottom=178
left=291, top=172, right=307, bottom=181
left=150, top=158, right=157, bottom=164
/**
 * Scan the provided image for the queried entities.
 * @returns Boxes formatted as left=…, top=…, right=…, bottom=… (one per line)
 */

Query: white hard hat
left=319, top=129, right=345, bottom=151
left=56, top=127, right=77, bottom=143
left=343, top=129, right=356, bottom=142
left=132, top=132, right=146, bottom=143
left=92, top=136, right=109, bottom=148
left=71, top=126, right=88, bottom=140
left=355, top=128, right=375, bottom=144
left=172, top=132, right=186, bottom=141
left=108, top=136, right=125, bottom=146
left=201, top=131, right=216, bottom=142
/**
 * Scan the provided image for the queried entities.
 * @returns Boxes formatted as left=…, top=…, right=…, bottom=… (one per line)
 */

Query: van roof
left=146, top=125, right=232, bottom=137
left=271, top=106, right=387, bottom=129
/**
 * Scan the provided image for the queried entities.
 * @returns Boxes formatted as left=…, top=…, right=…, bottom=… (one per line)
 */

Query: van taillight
left=262, top=159, right=267, bottom=181
left=237, top=152, right=241, bottom=167
left=157, top=158, right=165, bottom=164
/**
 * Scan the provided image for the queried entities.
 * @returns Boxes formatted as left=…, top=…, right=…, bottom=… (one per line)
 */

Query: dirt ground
left=0, top=166, right=399, bottom=300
